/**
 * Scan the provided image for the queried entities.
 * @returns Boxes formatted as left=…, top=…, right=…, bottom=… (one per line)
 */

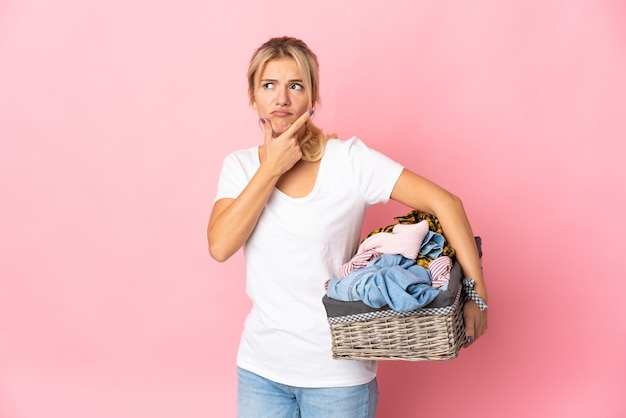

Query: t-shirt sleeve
left=346, top=137, right=404, bottom=205
left=214, top=151, right=252, bottom=201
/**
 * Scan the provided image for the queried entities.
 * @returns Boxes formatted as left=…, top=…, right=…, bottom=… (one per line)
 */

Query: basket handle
left=462, top=278, right=488, bottom=311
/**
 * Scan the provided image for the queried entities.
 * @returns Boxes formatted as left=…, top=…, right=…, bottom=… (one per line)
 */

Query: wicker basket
left=322, top=237, right=481, bottom=362
left=323, top=286, right=465, bottom=361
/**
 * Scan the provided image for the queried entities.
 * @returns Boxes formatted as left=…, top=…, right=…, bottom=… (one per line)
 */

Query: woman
left=208, top=36, right=488, bottom=418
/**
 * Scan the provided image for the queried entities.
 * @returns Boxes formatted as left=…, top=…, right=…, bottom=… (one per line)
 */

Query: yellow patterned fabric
left=362, top=210, right=456, bottom=267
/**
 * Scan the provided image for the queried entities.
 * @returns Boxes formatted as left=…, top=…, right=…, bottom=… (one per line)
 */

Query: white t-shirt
left=215, top=137, right=404, bottom=387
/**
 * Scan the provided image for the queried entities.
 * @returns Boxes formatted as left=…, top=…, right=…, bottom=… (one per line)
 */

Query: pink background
left=2, top=0, right=625, bottom=417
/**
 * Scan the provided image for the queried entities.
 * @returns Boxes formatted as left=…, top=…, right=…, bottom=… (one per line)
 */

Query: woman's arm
left=390, top=168, right=488, bottom=345
left=207, top=170, right=278, bottom=262
left=207, top=113, right=310, bottom=262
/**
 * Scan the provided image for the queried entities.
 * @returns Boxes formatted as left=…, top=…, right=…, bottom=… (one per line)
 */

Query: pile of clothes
left=326, top=210, right=456, bottom=312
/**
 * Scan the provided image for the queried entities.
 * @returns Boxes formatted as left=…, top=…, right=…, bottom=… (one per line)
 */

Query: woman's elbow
left=207, top=240, right=232, bottom=262
left=448, top=191, right=464, bottom=208
left=208, top=248, right=229, bottom=263
left=435, top=190, right=464, bottom=215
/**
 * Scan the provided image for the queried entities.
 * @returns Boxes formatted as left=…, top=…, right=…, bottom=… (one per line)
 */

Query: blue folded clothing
left=326, top=253, right=441, bottom=312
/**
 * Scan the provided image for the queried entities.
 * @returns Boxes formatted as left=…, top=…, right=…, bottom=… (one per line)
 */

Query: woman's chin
left=269, top=119, right=292, bottom=136
left=271, top=127, right=288, bottom=138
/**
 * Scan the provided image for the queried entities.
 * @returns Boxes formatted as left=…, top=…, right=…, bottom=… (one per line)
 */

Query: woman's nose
left=275, top=86, right=290, bottom=106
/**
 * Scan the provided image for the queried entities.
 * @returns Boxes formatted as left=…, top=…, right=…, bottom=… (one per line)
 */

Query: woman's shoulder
left=218, top=146, right=260, bottom=175
left=325, top=136, right=367, bottom=151
left=326, top=136, right=361, bottom=144
left=223, top=145, right=259, bottom=163
left=324, top=136, right=380, bottom=157
left=323, top=135, right=401, bottom=171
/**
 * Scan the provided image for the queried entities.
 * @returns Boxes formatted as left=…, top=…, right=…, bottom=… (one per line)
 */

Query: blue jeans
left=237, top=367, right=379, bottom=418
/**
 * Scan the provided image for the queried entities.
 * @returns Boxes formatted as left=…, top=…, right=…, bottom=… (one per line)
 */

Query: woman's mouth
left=270, top=110, right=292, bottom=117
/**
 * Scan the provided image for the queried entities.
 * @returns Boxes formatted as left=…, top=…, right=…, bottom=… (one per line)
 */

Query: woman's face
left=253, top=57, right=310, bottom=136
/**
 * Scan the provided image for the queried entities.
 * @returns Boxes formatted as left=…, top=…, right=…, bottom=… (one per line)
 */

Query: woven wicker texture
left=328, top=287, right=466, bottom=361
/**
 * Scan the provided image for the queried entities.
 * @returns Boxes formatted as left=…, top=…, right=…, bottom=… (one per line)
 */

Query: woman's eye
left=262, top=82, right=274, bottom=89
left=290, top=83, right=304, bottom=90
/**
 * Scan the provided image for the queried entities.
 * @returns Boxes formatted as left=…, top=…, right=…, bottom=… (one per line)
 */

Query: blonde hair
left=247, top=36, right=333, bottom=162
